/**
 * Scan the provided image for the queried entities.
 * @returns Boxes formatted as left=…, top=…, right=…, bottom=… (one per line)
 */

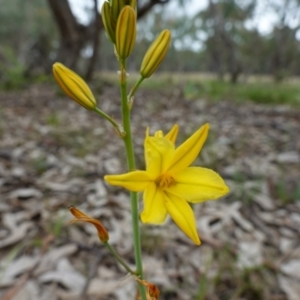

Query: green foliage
left=0, top=47, right=27, bottom=90
left=1, top=0, right=300, bottom=83
left=0, top=0, right=57, bottom=87
left=272, top=178, right=300, bottom=204
left=0, top=0, right=55, bottom=43
left=205, top=248, right=273, bottom=300
left=101, top=71, right=300, bottom=106
left=140, top=226, right=165, bottom=254
left=30, top=157, right=49, bottom=175
left=185, top=79, right=300, bottom=105
left=47, top=112, right=61, bottom=126
left=99, top=71, right=176, bottom=91
left=194, top=274, right=208, bottom=300
left=49, top=210, right=67, bottom=237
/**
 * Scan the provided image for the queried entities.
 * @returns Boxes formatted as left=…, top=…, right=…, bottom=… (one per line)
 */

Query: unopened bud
left=128, top=0, right=137, bottom=14
left=53, top=63, right=97, bottom=110
left=140, top=30, right=171, bottom=78
left=101, top=1, right=116, bottom=43
left=69, top=206, right=109, bottom=243
left=115, top=6, right=136, bottom=60
left=111, top=0, right=127, bottom=22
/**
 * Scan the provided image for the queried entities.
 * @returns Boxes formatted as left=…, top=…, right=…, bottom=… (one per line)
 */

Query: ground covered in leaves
left=0, top=81, right=300, bottom=300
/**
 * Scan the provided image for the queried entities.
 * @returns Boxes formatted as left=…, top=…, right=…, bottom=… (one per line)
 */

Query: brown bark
left=85, top=0, right=102, bottom=80
left=208, top=0, right=242, bottom=84
left=138, top=0, right=170, bottom=18
left=47, top=0, right=94, bottom=70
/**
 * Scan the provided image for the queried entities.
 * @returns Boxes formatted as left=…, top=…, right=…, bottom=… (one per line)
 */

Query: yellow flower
left=104, top=124, right=229, bottom=245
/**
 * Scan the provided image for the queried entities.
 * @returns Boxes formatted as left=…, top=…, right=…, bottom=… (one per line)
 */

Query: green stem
left=94, top=107, right=123, bottom=136
left=104, top=242, right=137, bottom=275
left=119, top=64, right=147, bottom=300
left=128, top=76, right=144, bottom=102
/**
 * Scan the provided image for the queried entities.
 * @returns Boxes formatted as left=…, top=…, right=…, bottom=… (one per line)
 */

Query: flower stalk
left=104, top=242, right=138, bottom=275
left=94, top=107, right=124, bottom=137
left=68, top=206, right=137, bottom=275
left=53, top=1, right=193, bottom=297
left=128, top=76, right=144, bottom=107
left=119, top=63, right=147, bottom=299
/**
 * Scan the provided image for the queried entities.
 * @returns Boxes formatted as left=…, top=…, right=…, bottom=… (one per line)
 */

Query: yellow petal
left=141, top=183, right=168, bottom=224
left=144, top=127, right=150, bottom=167
left=164, top=124, right=179, bottom=144
left=104, top=171, right=152, bottom=191
left=154, top=130, right=164, bottom=138
left=144, top=136, right=175, bottom=179
left=169, top=167, right=229, bottom=203
left=164, top=191, right=200, bottom=245
left=167, top=124, right=209, bottom=175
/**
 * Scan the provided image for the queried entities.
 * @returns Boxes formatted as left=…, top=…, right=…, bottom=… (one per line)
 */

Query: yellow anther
left=156, top=174, right=176, bottom=189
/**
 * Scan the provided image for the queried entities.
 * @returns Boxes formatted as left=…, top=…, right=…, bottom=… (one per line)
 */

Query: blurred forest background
left=1, top=0, right=300, bottom=91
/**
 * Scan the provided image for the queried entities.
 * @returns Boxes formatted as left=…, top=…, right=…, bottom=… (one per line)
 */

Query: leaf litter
left=0, top=82, right=300, bottom=299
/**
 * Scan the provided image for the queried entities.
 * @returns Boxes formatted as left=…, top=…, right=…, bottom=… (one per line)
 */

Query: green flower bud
left=128, top=0, right=137, bottom=14
left=140, top=30, right=171, bottom=78
left=111, top=0, right=127, bottom=22
left=53, top=63, right=97, bottom=110
left=115, top=6, right=136, bottom=60
left=101, top=1, right=116, bottom=43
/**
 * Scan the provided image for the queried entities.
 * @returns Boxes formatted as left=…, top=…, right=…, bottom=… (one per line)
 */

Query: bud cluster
left=101, top=0, right=137, bottom=58
left=102, top=0, right=171, bottom=76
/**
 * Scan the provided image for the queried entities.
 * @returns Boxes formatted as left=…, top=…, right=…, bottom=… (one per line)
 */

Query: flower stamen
left=156, top=174, right=176, bottom=189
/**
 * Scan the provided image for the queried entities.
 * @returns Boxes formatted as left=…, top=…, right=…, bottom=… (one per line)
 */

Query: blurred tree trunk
left=85, top=0, right=102, bottom=80
left=47, top=0, right=171, bottom=79
left=271, top=25, right=300, bottom=82
left=204, top=0, right=224, bottom=80
left=208, top=0, right=242, bottom=84
left=47, top=0, right=95, bottom=71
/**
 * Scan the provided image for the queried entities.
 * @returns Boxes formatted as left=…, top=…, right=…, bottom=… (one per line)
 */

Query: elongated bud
left=53, top=63, right=97, bottom=110
left=69, top=206, right=109, bottom=243
left=116, top=6, right=136, bottom=60
left=140, top=30, right=171, bottom=78
left=101, top=1, right=116, bottom=43
left=128, top=0, right=137, bottom=14
left=111, top=0, right=127, bottom=22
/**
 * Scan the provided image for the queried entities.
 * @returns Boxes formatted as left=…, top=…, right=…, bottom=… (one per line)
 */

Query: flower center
left=156, top=174, right=176, bottom=189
